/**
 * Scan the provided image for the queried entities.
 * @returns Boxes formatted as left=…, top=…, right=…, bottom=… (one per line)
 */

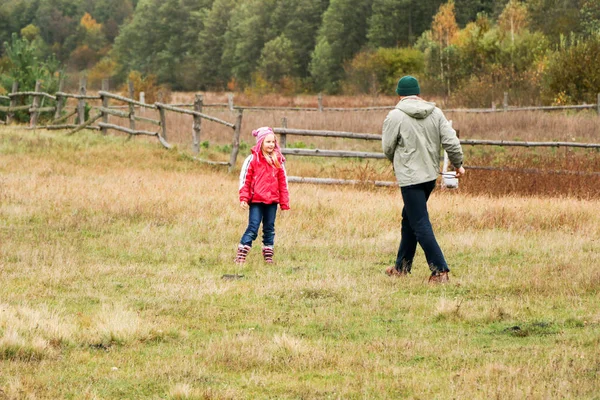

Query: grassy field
left=1, top=128, right=600, bottom=399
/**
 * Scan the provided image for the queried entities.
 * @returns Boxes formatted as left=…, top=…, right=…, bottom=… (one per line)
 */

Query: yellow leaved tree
left=432, top=0, right=458, bottom=95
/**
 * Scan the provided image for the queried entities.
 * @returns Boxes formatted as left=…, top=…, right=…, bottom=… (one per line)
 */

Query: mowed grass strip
left=1, top=129, right=599, bottom=399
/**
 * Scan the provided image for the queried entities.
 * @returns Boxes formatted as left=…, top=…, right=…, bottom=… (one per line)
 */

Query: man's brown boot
left=385, top=266, right=408, bottom=277
left=428, top=271, right=449, bottom=283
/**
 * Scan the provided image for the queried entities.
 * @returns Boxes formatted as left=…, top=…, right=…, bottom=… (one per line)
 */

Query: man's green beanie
left=395, top=75, right=420, bottom=96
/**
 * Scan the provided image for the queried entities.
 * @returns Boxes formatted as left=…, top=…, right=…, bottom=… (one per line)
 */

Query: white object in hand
left=442, top=171, right=458, bottom=189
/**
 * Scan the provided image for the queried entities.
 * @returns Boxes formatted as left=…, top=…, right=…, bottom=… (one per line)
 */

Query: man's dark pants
left=395, top=180, right=449, bottom=274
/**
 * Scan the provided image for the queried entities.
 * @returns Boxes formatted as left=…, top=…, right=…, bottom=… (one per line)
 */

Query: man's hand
left=455, top=166, right=466, bottom=178
left=240, top=201, right=248, bottom=210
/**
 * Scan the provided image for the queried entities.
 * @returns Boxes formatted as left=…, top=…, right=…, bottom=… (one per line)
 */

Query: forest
left=1, top=0, right=599, bottom=106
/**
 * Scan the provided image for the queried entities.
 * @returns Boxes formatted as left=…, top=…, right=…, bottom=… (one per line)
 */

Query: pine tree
left=197, top=0, right=236, bottom=90
left=309, top=0, right=373, bottom=93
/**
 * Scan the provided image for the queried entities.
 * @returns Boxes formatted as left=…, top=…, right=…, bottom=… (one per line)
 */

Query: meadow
left=1, top=102, right=599, bottom=398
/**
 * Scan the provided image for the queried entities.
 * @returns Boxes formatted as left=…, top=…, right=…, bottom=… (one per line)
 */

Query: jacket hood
left=396, top=97, right=436, bottom=119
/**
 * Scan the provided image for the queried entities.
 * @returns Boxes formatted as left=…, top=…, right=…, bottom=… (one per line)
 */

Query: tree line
left=1, top=0, right=599, bottom=107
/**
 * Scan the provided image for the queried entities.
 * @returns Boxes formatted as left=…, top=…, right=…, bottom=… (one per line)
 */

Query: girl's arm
left=278, top=162, right=290, bottom=210
left=239, top=155, right=254, bottom=203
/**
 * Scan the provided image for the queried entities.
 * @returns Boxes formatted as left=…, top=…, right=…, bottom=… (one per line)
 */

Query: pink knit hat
left=252, top=126, right=281, bottom=153
left=252, top=126, right=274, bottom=143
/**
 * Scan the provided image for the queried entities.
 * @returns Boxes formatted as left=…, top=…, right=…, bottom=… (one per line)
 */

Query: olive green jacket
left=382, top=97, right=463, bottom=187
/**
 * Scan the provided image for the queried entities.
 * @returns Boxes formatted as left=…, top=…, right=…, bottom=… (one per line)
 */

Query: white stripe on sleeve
left=239, top=154, right=253, bottom=190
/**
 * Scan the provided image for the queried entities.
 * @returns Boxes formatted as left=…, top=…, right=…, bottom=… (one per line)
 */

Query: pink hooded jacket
left=238, top=127, right=290, bottom=209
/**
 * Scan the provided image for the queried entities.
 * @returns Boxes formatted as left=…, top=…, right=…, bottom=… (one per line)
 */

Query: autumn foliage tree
left=431, top=0, right=458, bottom=95
left=498, top=0, right=528, bottom=44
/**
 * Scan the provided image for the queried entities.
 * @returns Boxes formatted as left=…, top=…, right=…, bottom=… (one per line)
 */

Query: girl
left=236, top=126, right=290, bottom=264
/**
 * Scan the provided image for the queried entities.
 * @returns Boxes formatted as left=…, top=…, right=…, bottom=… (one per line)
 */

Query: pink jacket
left=239, top=148, right=290, bottom=210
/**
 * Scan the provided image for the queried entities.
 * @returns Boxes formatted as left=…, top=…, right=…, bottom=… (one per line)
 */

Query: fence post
left=128, top=80, right=136, bottom=131
left=597, top=93, right=599, bottom=116
left=77, top=76, right=87, bottom=125
left=101, top=79, right=109, bottom=135
left=7, top=82, right=18, bottom=124
left=140, top=92, right=145, bottom=104
left=54, top=77, right=65, bottom=121
left=29, top=80, right=42, bottom=128
left=503, top=92, right=508, bottom=112
left=280, top=116, right=287, bottom=148
left=318, top=93, right=323, bottom=112
left=158, top=104, right=167, bottom=141
left=228, top=109, right=244, bottom=172
left=192, top=94, right=203, bottom=155
left=228, top=93, right=234, bottom=111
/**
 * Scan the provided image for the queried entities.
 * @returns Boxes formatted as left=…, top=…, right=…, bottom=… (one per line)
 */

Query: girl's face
left=262, top=134, right=276, bottom=154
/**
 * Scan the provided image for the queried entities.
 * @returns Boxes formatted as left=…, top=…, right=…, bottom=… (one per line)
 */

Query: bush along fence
left=2, top=79, right=600, bottom=186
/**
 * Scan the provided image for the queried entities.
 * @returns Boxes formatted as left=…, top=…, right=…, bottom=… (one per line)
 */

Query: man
left=382, top=75, right=464, bottom=283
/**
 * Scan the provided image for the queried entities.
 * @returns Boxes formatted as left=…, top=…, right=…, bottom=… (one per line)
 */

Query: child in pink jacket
left=236, top=126, right=290, bottom=264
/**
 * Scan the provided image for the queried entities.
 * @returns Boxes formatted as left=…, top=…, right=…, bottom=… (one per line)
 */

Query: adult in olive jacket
left=382, top=75, right=464, bottom=283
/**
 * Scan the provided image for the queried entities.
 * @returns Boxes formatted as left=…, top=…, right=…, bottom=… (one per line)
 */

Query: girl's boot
left=262, top=246, right=274, bottom=264
left=235, top=244, right=251, bottom=264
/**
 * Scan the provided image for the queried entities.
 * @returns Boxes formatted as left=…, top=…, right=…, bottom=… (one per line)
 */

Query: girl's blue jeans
left=396, top=180, right=449, bottom=274
left=240, top=203, right=278, bottom=247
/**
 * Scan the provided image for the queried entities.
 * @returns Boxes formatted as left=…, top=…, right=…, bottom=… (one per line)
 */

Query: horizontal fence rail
left=55, top=92, right=101, bottom=100
left=445, top=104, right=598, bottom=113
left=322, top=106, right=394, bottom=112
left=282, top=148, right=386, bottom=159
left=461, top=139, right=600, bottom=149
left=202, top=92, right=600, bottom=114
left=467, top=165, right=600, bottom=176
left=169, top=102, right=229, bottom=108
left=208, top=92, right=600, bottom=114
left=234, top=106, right=320, bottom=112
left=288, top=176, right=396, bottom=186
left=274, top=128, right=382, bottom=141
left=155, top=102, right=235, bottom=128
left=98, top=91, right=156, bottom=109
left=8, top=91, right=57, bottom=100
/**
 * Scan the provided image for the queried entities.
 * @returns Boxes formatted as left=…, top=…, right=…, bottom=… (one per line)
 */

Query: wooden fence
left=0, top=78, right=243, bottom=169
left=2, top=79, right=600, bottom=186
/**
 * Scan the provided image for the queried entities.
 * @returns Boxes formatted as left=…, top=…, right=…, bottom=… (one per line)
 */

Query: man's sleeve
left=382, top=111, right=401, bottom=162
left=439, top=112, right=463, bottom=169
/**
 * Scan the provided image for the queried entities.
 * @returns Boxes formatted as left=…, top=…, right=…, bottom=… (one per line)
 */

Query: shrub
left=541, top=33, right=600, bottom=105
left=121, top=71, right=171, bottom=103
left=343, top=47, right=425, bottom=95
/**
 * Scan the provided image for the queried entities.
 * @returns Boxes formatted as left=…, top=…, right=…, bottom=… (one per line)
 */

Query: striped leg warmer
left=235, top=244, right=251, bottom=264
left=262, top=246, right=274, bottom=264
